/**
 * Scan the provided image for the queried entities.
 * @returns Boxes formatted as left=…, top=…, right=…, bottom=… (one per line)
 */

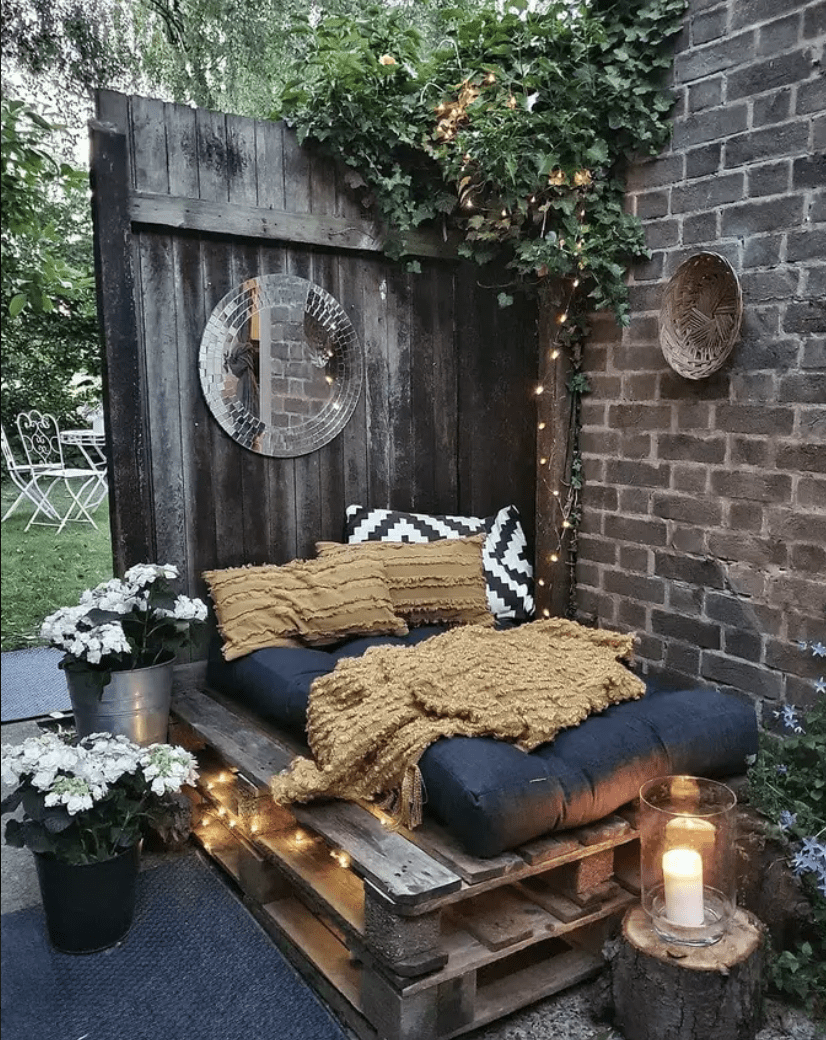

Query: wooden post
left=534, top=281, right=572, bottom=618
left=608, top=905, right=765, bottom=1040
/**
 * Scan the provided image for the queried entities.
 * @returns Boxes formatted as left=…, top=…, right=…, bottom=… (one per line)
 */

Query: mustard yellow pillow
left=315, top=535, right=493, bottom=628
left=203, top=556, right=407, bottom=660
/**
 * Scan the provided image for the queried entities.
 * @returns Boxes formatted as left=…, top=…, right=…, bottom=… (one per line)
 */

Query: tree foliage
left=1, top=96, right=99, bottom=430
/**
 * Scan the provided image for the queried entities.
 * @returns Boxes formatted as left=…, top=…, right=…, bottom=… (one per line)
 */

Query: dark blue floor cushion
left=206, top=632, right=758, bottom=859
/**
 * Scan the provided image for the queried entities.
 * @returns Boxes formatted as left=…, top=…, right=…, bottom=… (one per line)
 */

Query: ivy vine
left=274, top=0, right=687, bottom=324
left=273, top=0, right=687, bottom=613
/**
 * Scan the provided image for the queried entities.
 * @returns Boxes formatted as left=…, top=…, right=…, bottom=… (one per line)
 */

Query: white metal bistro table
left=59, top=428, right=108, bottom=509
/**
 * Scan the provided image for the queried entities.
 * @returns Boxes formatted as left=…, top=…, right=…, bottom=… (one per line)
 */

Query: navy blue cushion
left=420, top=685, right=757, bottom=857
left=206, top=636, right=758, bottom=858
left=206, top=626, right=448, bottom=736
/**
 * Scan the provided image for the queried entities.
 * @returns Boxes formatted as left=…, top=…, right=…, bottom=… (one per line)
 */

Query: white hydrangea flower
left=140, top=744, right=199, bottom=794
left=165, top=595, right=208, bottom=622
left=125, top=563, right=178, bottom=588
left=44, top=776, right=95, bottom=814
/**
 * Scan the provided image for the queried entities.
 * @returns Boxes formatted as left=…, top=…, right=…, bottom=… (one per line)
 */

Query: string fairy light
left=533, top=186, right=590, bottom=615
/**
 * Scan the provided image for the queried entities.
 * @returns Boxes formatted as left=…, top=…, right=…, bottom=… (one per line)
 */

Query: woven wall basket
left=659, top=252, right=743, bottom=379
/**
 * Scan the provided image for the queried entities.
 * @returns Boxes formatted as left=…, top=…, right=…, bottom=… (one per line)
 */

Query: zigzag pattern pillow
left=345, top=504, right=534, bottom=621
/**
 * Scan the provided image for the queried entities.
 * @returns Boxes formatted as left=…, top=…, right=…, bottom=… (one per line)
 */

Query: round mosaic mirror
left=199, top=274, right=363, bottom=457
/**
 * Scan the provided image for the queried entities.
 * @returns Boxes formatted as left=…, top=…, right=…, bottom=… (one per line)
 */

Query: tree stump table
left=609, top=904, right=765, bottom=1040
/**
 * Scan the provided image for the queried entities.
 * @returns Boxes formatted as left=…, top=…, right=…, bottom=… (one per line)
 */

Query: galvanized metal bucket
left=66, top=659, right=174, bottom=746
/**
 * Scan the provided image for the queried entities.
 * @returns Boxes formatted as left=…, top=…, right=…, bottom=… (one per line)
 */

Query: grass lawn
left=1, top=481, right=114, bottom=652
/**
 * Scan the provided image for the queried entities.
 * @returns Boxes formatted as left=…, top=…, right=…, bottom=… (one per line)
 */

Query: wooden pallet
left=169, top=666, right=639, bottom=1040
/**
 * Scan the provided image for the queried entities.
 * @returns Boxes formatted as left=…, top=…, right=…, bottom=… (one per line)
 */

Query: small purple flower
left=776, top=764, right=788, bottom=775
left=774, top=704, right=804, bottom=734
left=779, top=810, right=797, bottom=831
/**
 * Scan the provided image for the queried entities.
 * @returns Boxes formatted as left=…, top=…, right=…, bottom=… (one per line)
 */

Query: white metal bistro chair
left=15, top=411, right=102, bottom=533
left=1, top=425, right=61, bottom=523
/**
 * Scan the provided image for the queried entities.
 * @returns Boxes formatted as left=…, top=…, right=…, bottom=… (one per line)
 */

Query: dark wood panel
left=130, top=96, right=168, bottom=194
left=95, top=90, right=537, bottom=616
left=138, top=231, right=188, bottom=573
left=90, top=94, right=154, bottom=571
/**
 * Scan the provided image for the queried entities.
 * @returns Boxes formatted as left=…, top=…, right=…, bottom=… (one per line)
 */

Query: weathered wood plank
left=448, top=887, right=552, bottom=952
left=518, top=831, right=582, bottom=866
left=255, top=829, right=365, bottom=935
left=171, top=686, right=294, bottom=776
left=129, top=192, right=458, bottom=258
left=458, top=945, right=602, bottom=1038
left=534, top=282, right=571, bottom=617
left=89, top=102, right=154, bottom=570
left=130, top=95, right=168, bottom=194
left=138, top=231, right=188, bottom=574
left=291, top=808, right=462, bottom=908
left=397, top=818, right=524, bottom=885
left=166, top=102, right=204, bottom=597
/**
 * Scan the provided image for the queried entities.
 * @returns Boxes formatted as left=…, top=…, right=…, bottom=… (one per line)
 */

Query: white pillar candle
left=662, top=847, right=704, bottom=927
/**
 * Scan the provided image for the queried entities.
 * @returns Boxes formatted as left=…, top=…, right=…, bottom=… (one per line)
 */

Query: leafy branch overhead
left=273, top=0, right=687, bottom=323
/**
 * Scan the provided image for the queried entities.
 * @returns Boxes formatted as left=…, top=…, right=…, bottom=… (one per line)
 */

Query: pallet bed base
left=171, top=672, right=640, bottom=1040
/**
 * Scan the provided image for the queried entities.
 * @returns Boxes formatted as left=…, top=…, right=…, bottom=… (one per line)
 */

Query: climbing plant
left=274, top=0, right=687, bottom=613
left=274, top=0, right=687, bottom=324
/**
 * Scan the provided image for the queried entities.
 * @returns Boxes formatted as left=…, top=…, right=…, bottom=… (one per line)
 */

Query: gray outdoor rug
left=1, top=647, right=71, bottom=723
left=1, top=851, right=349, bottom=1040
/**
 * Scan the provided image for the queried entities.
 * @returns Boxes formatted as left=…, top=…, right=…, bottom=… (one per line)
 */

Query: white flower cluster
left=140, top=743, right=200, bottom=795
left=39, top=562, right=208, bottom=668
left=40, top=605, right=132, bottom=664
left=1, top=731, right=198, bottom=816
left=159, top=595, right=209, bottom=623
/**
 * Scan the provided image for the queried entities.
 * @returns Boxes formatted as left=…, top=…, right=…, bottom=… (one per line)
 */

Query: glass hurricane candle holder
left=639, top=775, right=737, bottom=946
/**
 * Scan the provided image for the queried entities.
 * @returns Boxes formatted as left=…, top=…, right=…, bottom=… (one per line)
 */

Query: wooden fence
left=90, top=90, right=540, bottom=614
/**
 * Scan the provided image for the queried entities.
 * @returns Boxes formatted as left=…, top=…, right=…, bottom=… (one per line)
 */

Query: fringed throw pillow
left=344, top=503, right=534, bottom=621
left=203, top=556, right=407, bottom=660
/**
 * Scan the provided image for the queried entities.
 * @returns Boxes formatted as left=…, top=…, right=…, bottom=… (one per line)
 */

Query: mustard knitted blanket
left=269, top=618, right=645, bottom=825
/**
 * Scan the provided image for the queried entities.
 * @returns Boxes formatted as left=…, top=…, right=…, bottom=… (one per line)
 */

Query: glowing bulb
left=538, top=421, right=546, bottom=430
left=550, top=553, right=559, bottom=562
left=501, top=209, right=507, bottom=217
left=535, top=385, right=545, bottom=395
left=251, top=821, right=260, bottom=834
left=229, top=818, right=237, bottom=828
left=204, top=842, right=213, bottom=852
left=540, top=457, right=548, bottom=465
left=551, top=349, right=560, bottom=359
left=559, top=313, right=567, bottom=324
left=559, top=238, right=566, bottom=248
left=217, top=806, right=226, bottom=817
left=325, top=375, right=334, bottom=385
left=562, top=520, right=571, bottom=529
left=294, top=829, right=307, bottom=845
left=553, top=489, right=560, bottom=497
left=529, top=195, right=536, bottom=203
left=573, top=278, right=580, bottom=287
left=538, top=578, right=546, bottom=587
left=542, top=608, right=550, bottom=617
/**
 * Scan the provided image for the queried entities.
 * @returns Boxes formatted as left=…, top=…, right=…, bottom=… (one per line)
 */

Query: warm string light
left=535, top=261, right=587, bottom=584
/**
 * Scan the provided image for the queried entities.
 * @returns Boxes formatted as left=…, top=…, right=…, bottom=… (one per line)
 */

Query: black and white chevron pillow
left=345, top=504, right=534, bottom=621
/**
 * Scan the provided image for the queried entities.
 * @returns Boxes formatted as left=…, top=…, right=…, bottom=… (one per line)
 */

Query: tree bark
left=608, top=905, right=765, bottom=1040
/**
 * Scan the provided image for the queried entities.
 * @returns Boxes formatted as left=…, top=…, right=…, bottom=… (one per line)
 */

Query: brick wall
left=577, top=0, right=825, bottom=724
